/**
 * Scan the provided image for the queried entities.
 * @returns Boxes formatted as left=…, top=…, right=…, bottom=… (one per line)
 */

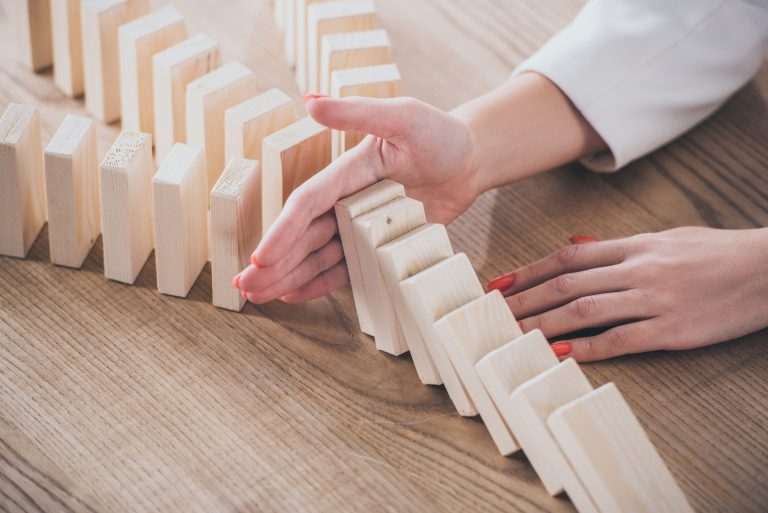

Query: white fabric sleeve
left=514, top=0, right=768, bottom=172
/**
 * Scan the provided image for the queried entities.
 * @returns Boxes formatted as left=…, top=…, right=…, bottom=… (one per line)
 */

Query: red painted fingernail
left=232, top=273, right=241, bottom=289
left=241, top=290, right=248, bottom=299
left=487, top=272, right=516, bottom=293
left=570, top=234, right=598, bottom=244
left=551, top=342, right=572, bottom=358
left=304, top=93, right=329, bottom=102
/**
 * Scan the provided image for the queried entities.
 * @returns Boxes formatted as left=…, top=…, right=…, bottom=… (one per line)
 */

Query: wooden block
left=295, top=0, right=333, bottom=93
left=335, top=179, right=404, bottom=335
left=186, top=61, right=259, bottom=192
left=399, top=254, right=482, bottom=416
left=507, top=359, right=598, bottom=511
left=50, top=0, right=84, bottom=96
left=376, top=223, right=452, bottom=384
left=118, top=6, right=187, bottom=136
left=283, top=0, right=296, bottom=66
left=0, top=103, right=46, bottom=258
left=352, top=197, right=426, bottom=355
left=210, top=158, right=262, bottom=312
left=548, top=383, right=695, bottom=513
left=320, top=29, right=391, bottom=95
left=153, top=33, right=221, bottom=165
left=17, top=0, right=53, bottom=71
left=43, top=115, right=100, bottom=268
left=152, top=143, right=208, bottom=297
left=99, top=131, right=154, bottom=284
left=81, top=0, right=150, bottom=123
left=274, top=0, right=285, bottom=30
left=433, top=290, right=521, bottom=455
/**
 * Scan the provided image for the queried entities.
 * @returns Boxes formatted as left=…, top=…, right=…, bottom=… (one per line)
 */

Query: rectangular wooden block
left=433, top=290, right=521, bottom=455
left=295, top=0, right=333, bottom=93
left=399, top=254, right=483, bottom=416
left=548, top=383, right=694, bottom=513
left=186, top=61, right=259, bottom=192
left=17, top=0, right=52, bottom=71
left=320, top=29, right=391, bottom=95
left=99, top=131, right=154, bottom=284
left=335, top=179, right=404, bottom=335
left=152, top=143, right=208, bottom=297
left=210, top=158, right=262, bottom=311
left=44, top=115, right=100, bottom=268
left=153, top=33, right=221, bottom=165
left=283, top=0, right=296, bottom=66
left=51, top=0, right=84, bottom=96
left=352, top=197, right=426, bottom=355
left=274, top=0, right=285, bottom=30
left=0, top=103, right=46, bottom=258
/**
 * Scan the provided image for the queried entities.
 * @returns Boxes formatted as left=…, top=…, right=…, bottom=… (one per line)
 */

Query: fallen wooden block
left=295, top=0, right=333, bottom=93
left=81, top=0, right=150, bottom=123
left=433, top=290, right=521, bottom=455
left=548, top=383, right=695, bottom=513
left=399, top=253, right=482, bottom=416
left=16, top=0, right=52, bottom=71
left=320, top=29, right=391, bottom=95
left=50, top=0, right=84, bottom=96
left=153, top=33, right=221, bottom=165
left=152, top=143, right=208, bottom=297
left=210, top=158, right=262, bottom=311
left=43, top=115, right=100, bottom=268
left=99, top=131, right=154, bottom=284
left=186, top=61, right=259, bottom=192
left=0, top=103, right=46, bottom=258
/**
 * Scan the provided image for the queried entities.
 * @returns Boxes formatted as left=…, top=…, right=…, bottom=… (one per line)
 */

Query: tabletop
left=1, top=1, right=767, bottom=512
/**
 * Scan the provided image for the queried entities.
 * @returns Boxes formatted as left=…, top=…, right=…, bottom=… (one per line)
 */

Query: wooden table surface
left=1, top=1, right=767, bottom=512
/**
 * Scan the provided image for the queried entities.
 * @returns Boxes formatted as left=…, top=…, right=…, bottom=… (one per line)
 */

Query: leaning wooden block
left=548, top=383, right=695, bottom=513
left=44, top=115, right=100, bottom=268
left=210, top=158, right=262, bottom=311
left=335, top=179, right=404, bottom=335
left=0, top=103, right=46, bottom=258
left=152, top=144, right=208, bottom=297
left=99, top=131, right=154, bottom=284
left=225, top=88, right=296, bottom=164
left=399, top=254, right=482, bottom=416
left=295, top=0, right=334, bottom=92
left=320, top=29, right=391, bottom=95
left=187, top=61, right=259, bottom=192
left=433, top=290, right=521, bottom=455
left=50, top=0, right=84, bottom=96
left=16, top=0, right=52, bottom=71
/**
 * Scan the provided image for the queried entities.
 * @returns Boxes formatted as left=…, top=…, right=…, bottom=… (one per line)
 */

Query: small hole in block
left=386, top=217, right=392, bottom=224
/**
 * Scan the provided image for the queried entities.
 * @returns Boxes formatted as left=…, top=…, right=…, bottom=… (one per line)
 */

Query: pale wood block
left=0, top=103, right=46, bottom=258
left=186, top=61, right=259, bottom=192
left=295, top=0, right=333, bottom=93
left=548, top=383, right=695, bottom=513
left=210, top=158, right=262, bottom=312
left=16, top=0, right=53, bottom=71
left=376, top=223, right=452, bottom=384
left=320, top=29, right=391, bottom=95
left=99, top=131, right=154, bottom=284
left=399, top=254, right=482, bottom=416
left=81, top=0, right=150, bottom=123
left=43, top=115, right=100, bottom=268
left=433, top=290, right=521, bottom=455
left=274, top=0, right=285, bottom=30
left=352, top=197, right=426, bottom=355
left=119, top=6, right=187, bottom=136
left=152, top=143, right=208, bottom=297
left=153, top=33, right=221, bottom=165
left=283, top=0, right=296, bottom=66
left=51, top=0, right=84, bottom=96
left=334, top=179, right=404, bottom=335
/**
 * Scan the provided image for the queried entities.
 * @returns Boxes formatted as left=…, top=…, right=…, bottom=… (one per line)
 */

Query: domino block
left=274, top=0, right=285, bottom=30
left=352, top=197, right=426, bottom=355
left=81, top=0, right=150, bottom=123
left=210, top=158, right=262, bottom=311
left=283, top=0, right=296, bottom=66
left=153, top=33, right=221, bottom=164
left=295, top=0, right=333, bottom=93
left=376, top=223, right=452, bottom=384
left=16, top=0, right=52, bottom=71
left=186, top=61, right=259, bottom=192
left=44, top=115, right=100, bottom=268
left=225, top=88, right=296, bottom=164
left=335, top=180, right=404, bottom=335
left=119, top=6, right=187, bottom=136
left=548, top=383, right=695, bottom=513
left=99, top=131, right=154, bottom=284
left=0, top=104, right=46, bottom=258
left=399, top=254, right=482, bottom=416
left=433, top=290, right=521, bottom=455
left=50, top=0, right=84, bottom=96
left=320, top=29, right=391, bottom=95
left=152, top=143, right=208, bottom=297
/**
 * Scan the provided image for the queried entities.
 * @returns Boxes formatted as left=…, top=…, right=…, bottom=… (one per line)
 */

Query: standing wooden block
left=548, top=383, right=695, bottom=513
left=16, top=0, right=52, bottom=71
left=118, top=6, right=187, bottom=136
left=99, top=131, right=154, bottom=284
left=153, top=33, right=221, bottom=165
left=376, top=223, right=452, bottom=384
left=320, top=29, right=391, bottom=95
left=152, top=143, right=208, bottom=297
left=50, top=0, right=84, bottom=96
left=295, top=0, right=333, bottom=92
left=186, top=61, right=259, bottom=192
left=352, top=197, right=426, bottom=355
left=44, top=115, right=100, bottom=268
left=274, top=0, right=285, bottom=31
left=283, top=0, right=296, bottom=67
left=210, top=158, right=262, bottom=312
left=225, top=88, right=295, bottom=164
left=0, top=104, right=46, bottom=258
left=335, top=179, right=404, bottom=335
left=399, top=254, right=482, bottom=416
left=433, top=290, right=521, bottom=455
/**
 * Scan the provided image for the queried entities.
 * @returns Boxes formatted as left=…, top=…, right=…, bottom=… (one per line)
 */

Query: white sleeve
left=514, top=0, right=768, bottom=172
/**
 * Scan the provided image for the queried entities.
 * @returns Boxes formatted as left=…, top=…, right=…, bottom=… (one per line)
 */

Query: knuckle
left=556, top=244, right=581, bottom=267
left=607, top=326, right=633, bottom=350
left=572, top=295, right=601, bottom=319
left=506, top=293, right=525, bottom=313
left=551, top=273, right=576, bottom=295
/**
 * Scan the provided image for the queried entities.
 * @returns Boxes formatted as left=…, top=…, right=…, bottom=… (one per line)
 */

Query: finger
left=279, top=261, right=350, bottom=304
left=569, top=234, right=599, bottom=244
left=549, top=319, right=664, bottom=362
left=306, top=95, right=415, bottom=140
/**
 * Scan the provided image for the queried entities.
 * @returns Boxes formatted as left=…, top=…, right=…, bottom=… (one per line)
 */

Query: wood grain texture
left=319, top=28, right=392, bottom=95
left=0, top=0, right=767, bottom=511
left=50, top=0, right=84, bottom=97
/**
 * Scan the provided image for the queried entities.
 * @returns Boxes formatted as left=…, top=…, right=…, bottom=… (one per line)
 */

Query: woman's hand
left=490, top=227, right=768, bottom=362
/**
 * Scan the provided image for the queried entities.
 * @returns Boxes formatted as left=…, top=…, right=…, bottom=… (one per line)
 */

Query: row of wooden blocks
left=334, top=180, right=694, bottom=513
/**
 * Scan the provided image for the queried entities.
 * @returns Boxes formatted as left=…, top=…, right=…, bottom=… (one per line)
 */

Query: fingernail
left=241, top=290, right=248, bottom=300
left=250, top=254, right=258, bottom=266
left=304, top=93, right=329, bottom=102
left=551, top=342, right=572, bottom=358
left=570, top=234, right=598, bottom=244
left=232, top=273, right=240, bottom=289
left=487, top=272, right=516, bottom=293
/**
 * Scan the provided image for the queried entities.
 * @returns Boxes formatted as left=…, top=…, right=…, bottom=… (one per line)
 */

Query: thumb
left=305, top=95, right=414, bottom=140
